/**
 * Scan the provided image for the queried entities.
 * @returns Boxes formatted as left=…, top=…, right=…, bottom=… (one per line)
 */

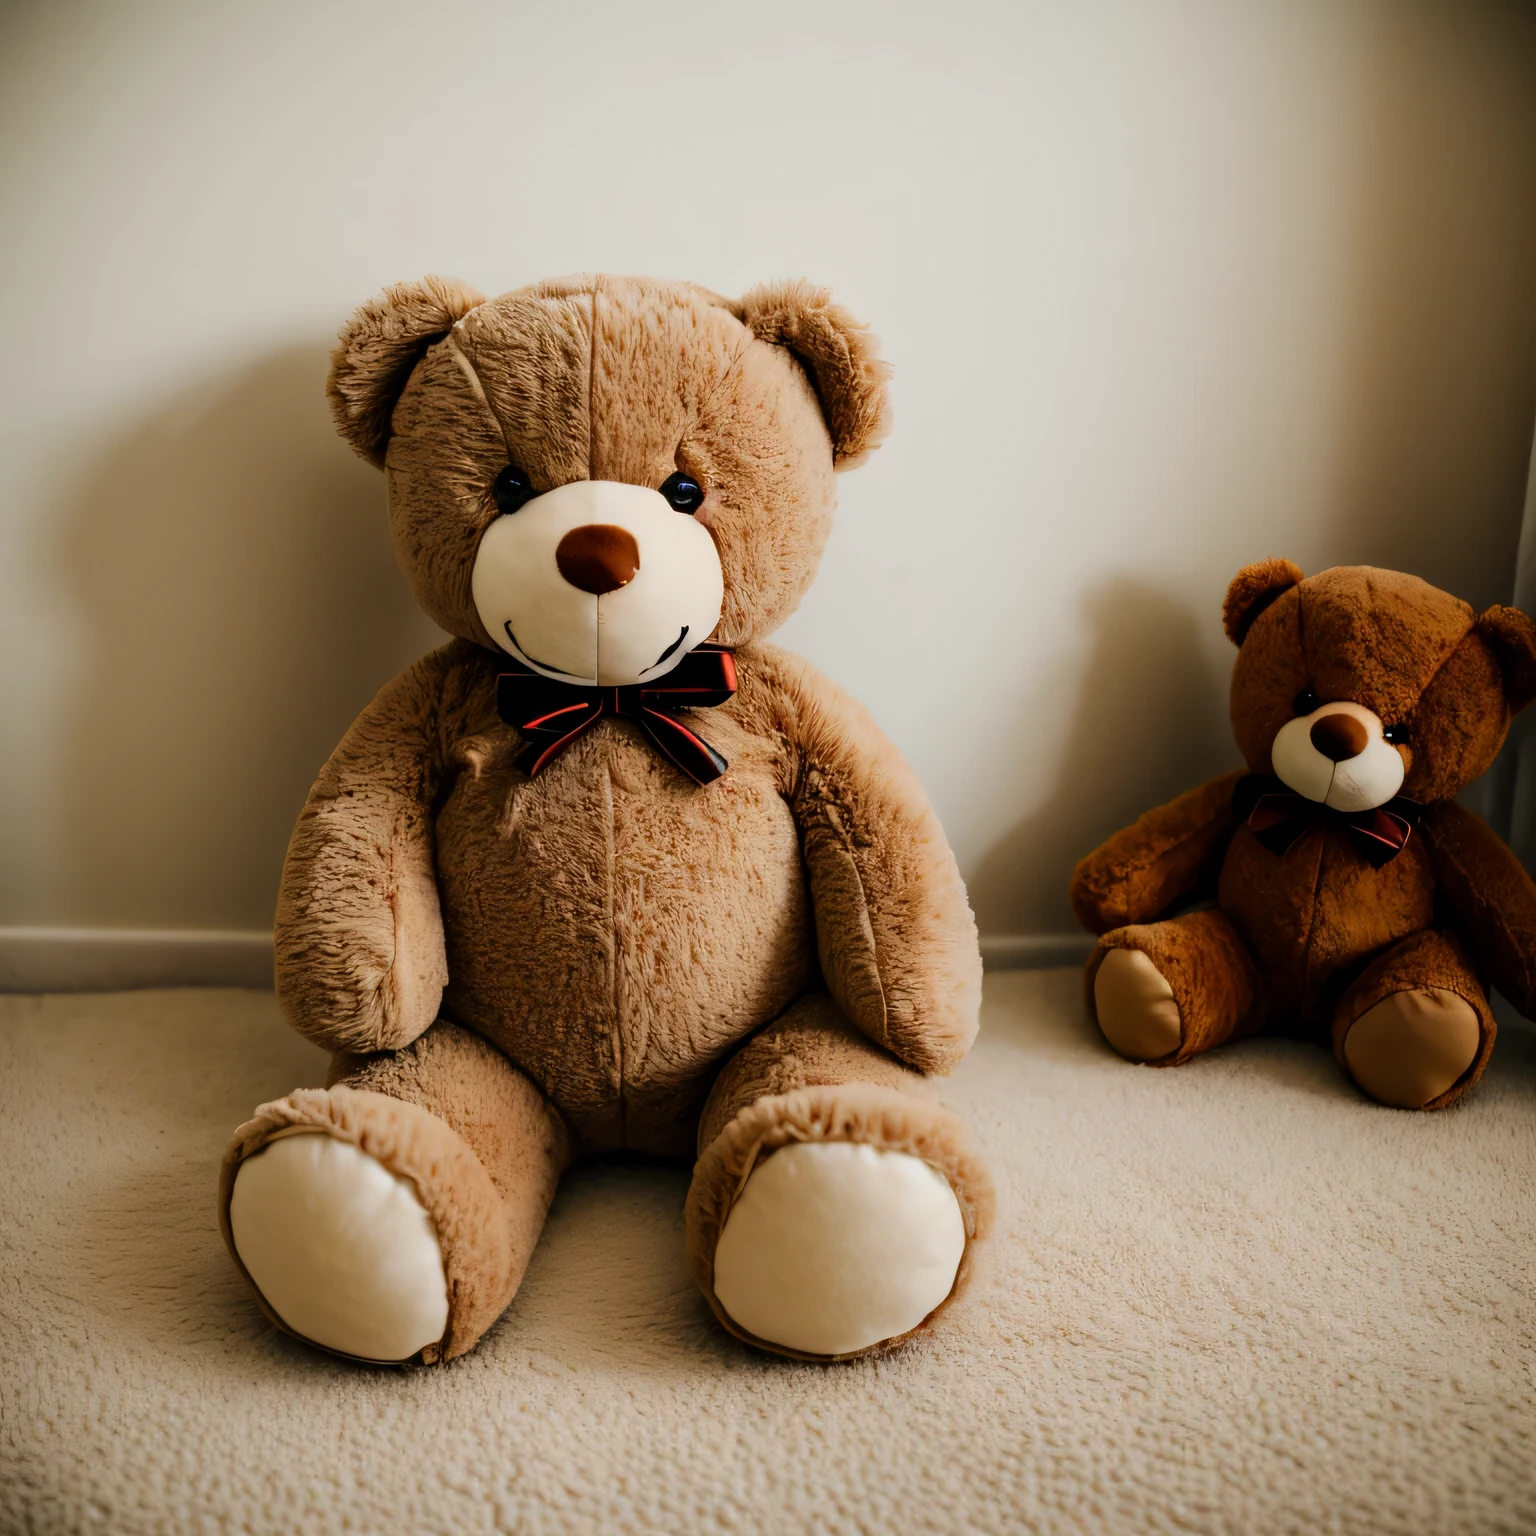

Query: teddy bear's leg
left=684, top=993, right=993, bottom=1361
left=220, top=1022, right=568, bottom=1363
left=1086, top=909, right=1260, bottom=1065
left=1333, top=930, right=1493, bottom=1110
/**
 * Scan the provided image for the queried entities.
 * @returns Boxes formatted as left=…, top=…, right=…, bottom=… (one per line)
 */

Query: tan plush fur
left=1072, top=562, right=1536, bottom=1110
left=380, top=275, right=876, bottom=650
left=734, top=280, right=894, bottom=468
left=224, top=1019, right=570, bottom=1361
left=328, top=276, right=487, bottom=467
left=222, top=274, right=985, bottom=1363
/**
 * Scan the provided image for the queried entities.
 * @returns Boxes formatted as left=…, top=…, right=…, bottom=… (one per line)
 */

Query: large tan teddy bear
left=219, top=274, right=993, bottom=1365
left=1071, top=559, right=1536, bottom=1111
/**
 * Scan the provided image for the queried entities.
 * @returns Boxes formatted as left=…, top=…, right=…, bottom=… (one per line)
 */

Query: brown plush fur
left=377, top=274, right=885, bottom=649
left=1071, top=562, right=1536, bottom=1109
left=222, top=274, right=984, bottom=1363
left=1329, top=929, right=1495, bottom=1110
left=328, top=276, right=487, bottom=467
left=734, top=280, right=893, bottom=468
left=1221, top=556, right=1304, bottom=645
left=1085, top=910, right=1261, bottom=1065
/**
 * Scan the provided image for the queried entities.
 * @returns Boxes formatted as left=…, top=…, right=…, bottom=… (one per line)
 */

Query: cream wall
left=2, top=0, right=1534, bottom=949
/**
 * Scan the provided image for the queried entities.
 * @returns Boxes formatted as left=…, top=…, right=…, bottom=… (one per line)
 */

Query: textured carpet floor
left=1, top=971, right=1532, bottom=1536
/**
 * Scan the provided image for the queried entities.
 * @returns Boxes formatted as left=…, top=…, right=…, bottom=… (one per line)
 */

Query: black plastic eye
left=492, top=464, right=535, bottom=515
left=659, top=471, right=705, bottom=514
left=1383, top=723, right=1410, bottom=745
left=1293, top=687, right=1321, bottom=716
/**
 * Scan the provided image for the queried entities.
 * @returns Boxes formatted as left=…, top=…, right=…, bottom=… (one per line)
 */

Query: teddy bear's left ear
left=1222, top=557, right=1305, bottom=646
left=328, top=275, right=487, bottom=467
left=1475, top=604, right=1536, bottom=712
left=737, top=281, right=892, bottom=469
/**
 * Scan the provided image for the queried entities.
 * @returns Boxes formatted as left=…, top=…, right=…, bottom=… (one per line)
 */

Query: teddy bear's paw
left=1094, top=947, right=1182, bottom=1062
left=1342, top=988, right=1481, bottom=1109
left=711, top=1140, right=965, bottom=1357
left=228, top=1130, right=449, bottom=1362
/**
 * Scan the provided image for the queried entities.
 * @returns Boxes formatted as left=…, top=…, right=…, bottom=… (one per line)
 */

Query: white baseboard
left=0, top=928, right=275, bottom=992
left=0, top=926, right=1089, bottom=993
left=979, top=933, right=1096, bottom=969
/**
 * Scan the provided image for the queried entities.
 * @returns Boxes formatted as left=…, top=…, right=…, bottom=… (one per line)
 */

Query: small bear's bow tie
left=496, top=644, right=737, bottom=786
left=1232, top=774, right=1423, bottom=869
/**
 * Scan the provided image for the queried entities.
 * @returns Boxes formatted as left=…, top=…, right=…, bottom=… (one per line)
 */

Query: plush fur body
left=222, top=274, right=992, bottom=1364
left=279, top=636, right=979, bottom=1155
left=1071, top=563, right=1536, bottom=1108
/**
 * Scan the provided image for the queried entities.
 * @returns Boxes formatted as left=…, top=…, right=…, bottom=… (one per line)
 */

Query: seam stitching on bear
left=600, top=759, right=625, bottom=1139
left=442, top=335, right=511, bottom=460
left=586, top=286, right=599, bottom=481
left=1296, top=834, right=1328, bottom=1018
left=821, top=799, right=891, bottom=1044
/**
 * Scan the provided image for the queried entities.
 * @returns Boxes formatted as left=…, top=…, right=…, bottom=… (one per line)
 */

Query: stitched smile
left=504, top=622, right=574, bottom=677
left=642, top=627, right=689, bottom=674
left=504, top=621, right=691, bottom=680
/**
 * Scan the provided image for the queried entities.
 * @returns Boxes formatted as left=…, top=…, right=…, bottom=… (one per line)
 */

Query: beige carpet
left=1, top=972, right=1532, bottom=1536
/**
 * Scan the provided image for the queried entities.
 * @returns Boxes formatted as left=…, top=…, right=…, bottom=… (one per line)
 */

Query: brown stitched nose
left=1310, top=712, right=1369, bottom=762
left=555, top=524, right=640, bottom=595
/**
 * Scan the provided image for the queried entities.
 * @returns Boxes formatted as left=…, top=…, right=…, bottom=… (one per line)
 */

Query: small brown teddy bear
left=1071, top=560, right=1536, bottom=1110
left=218, top=275, right=992, bottom=1367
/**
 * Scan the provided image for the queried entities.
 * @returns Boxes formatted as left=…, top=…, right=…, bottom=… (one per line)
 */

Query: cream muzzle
left=471, top=480, right=724, bottom=687
left=1269, top=700, right=1406, bottom=812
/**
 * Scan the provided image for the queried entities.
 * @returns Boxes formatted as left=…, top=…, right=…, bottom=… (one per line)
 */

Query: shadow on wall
left=972, top=10, right=1536, bottom=945
left=968, top=579, right=1238, bottom=941
left=1320, top=6, right=1536, bottom=608
left=45, top=345, right=443, bottom=930
left=1321, top=7, right=1536, bottom=844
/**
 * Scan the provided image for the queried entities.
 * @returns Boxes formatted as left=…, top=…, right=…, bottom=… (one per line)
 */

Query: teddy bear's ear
left=327, top=276, right=487, bottom=467
left=736, top=280, right=892, bottom=469
left=1222, top=557, right=1305, bottom=646
left=1475, top=604, right=1536, bottom=712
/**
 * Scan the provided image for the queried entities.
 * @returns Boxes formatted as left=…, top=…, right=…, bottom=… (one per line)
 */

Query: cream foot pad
left=712, top=1141, right=966, bottom=1357
left=229, top=1131, right=449, bottom=1363
left=1094, top=948, right=1182, bottom=1061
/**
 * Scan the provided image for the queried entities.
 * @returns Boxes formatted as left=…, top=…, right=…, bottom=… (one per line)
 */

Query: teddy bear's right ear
left=327, top=276, right=486, bottom=467
left=736, top=280, right=893, bottom=469
left=1475, top=604, right=1536, bottom=712
left=1222, top=558, right=1305, bottom=646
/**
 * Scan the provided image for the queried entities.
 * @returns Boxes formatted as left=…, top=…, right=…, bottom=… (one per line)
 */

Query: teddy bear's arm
left=1067, top=769, right=1247, bottom=935
left=1421, top=800, right=1536, bottom=1017
left=764, top=651, right=981, bottom=1077
left=273, top=647, right=457, bottom=1055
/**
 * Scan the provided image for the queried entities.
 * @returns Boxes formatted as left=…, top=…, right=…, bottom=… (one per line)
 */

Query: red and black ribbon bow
left=1232, top=774, right=1422, bottom=869
left=497, top=644, right=737, bottom=786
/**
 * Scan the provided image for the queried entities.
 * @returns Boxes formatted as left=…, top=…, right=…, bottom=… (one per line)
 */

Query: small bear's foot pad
left=1094, top=947, right=1182, bottom=1062
left=712, top=1140, right=965, bottom=1358
left=229, top=1131, right=449, bottom=1362
left=1343, top=987, right=1481, bottom=1109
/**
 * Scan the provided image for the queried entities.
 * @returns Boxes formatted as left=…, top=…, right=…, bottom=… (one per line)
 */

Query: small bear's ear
left=327, top=276, right=486, bottom=466
left=736, top=280, right=892, bottom=469
left=1222, top=557, right=1305, bottom=646
left=1475, top=604, right=1536, bottom=712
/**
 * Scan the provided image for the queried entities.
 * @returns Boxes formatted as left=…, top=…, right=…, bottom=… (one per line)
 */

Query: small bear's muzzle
left=1271, top=699, right=1406, bottom=812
